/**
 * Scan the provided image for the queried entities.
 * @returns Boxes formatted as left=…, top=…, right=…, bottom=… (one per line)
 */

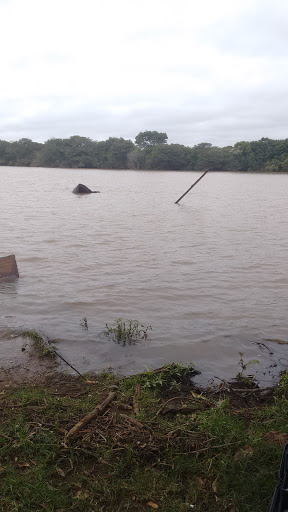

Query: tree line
left=0, top=130, right=288, bottom=172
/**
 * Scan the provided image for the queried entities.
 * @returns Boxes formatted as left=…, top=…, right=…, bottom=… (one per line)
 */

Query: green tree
left=232, top=141, right=255, bottom=171
left=33, top=138, right=69, bottom=168
left=89, top=138, right=135, bottom=169
left=264, top=155, right=288, bottom=172
left=33, top=136, right=98, bottom=168
left=127, top=147, right=145, bottom=169
left=195, top=145, right=227, bottom=171
left=6, top=138, right=43, bottom=166
left=145, top=144, right=189, bottom=170
left=106, top=138, right=134, bottom=169
left=135, top=131, right=168, bottom=148
left=62, top=136, right=97, bottom=168
left=2, top=133, right=288, bottom=172
left=0, top=140, right=10, bottom=165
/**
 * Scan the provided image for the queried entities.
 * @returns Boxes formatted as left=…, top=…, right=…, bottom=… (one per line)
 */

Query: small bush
left=141, top=363, right=198, bottom=391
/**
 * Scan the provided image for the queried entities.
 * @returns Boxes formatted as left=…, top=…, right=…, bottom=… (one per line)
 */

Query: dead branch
left=175, top=169, right=209, bottom=204
left=0, top=432, right=12, bottom=440
left=65, top=391, right=117, bottom=440
left=156, top=396, right=190, bottom=416
left=117, top=403, right=133, bottom=411
left=120, top=413, right=147, bottom=430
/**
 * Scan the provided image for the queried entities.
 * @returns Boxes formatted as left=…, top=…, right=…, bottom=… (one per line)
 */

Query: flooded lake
left=1, top=167, right=288, bottom=384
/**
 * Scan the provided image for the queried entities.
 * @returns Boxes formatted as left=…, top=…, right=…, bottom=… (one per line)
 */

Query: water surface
left=1, top=167, right=288, bottom=383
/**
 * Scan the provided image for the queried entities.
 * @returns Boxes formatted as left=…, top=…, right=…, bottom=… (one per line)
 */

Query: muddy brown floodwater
left=1, top=167, right=288, bottom=385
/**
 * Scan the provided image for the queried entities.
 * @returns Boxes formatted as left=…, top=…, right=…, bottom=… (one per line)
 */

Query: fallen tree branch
left=65, top=391, right=117, bottom=440
left=120, top=413, right=149, bottom=431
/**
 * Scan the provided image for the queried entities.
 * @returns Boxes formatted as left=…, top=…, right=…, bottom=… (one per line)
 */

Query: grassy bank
left=1, top=364, right=287, bottom=511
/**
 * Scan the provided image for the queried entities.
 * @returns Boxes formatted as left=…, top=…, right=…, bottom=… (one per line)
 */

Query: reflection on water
left=0, top=280, right=18, bottom=295
left=0, top=166, right=288, bottom=383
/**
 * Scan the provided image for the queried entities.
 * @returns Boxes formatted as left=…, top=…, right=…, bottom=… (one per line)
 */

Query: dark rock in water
left=73, top=184, right=100, bottom=194
left=0, top=254, right=19, bottom=279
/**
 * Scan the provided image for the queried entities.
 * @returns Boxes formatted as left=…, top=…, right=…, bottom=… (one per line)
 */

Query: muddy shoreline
left=0, top=329, right=286, bottom=389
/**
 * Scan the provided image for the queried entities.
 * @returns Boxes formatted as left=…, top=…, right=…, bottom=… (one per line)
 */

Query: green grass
left=0, top=367, right=287, bottom=511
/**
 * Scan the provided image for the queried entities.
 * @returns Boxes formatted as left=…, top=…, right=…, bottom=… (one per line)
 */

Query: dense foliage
left=1, top=131, right=288, bottom=171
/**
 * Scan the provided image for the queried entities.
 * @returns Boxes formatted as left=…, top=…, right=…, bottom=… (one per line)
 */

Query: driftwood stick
left=120, top=413, right=147, bottom=430
left=133, top=383, right=141, bottom=417
left=175, top=170, right=209, bottom=204
left=65, top=391, right=117, bottom=440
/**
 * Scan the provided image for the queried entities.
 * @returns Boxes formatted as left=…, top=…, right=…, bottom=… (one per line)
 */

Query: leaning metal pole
left=174, top=169, right=209, bottom=204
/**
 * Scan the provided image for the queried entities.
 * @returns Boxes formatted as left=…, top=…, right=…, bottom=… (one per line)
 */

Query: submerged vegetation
left=235, top=352, right=260, bottom=386
left=80, top=317, right=88, bottom=331
left=0, top=365, right=287, bottom=511
left=103, top=318, right=152, bottom=346
left=1, top=132, right=288, bottom=172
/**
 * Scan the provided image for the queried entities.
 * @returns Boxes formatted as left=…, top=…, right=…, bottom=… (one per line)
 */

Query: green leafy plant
left=103, top=318, right=152, bottom=346
left=236, top=352, right=259, bottom=385
left=141, top=363, right=198, bottom=391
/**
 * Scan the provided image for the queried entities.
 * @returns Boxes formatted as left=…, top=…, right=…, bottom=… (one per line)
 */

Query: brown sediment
left=0, top=333, right=59, bottom=387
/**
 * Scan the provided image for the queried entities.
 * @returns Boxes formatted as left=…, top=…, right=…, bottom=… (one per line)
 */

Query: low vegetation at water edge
left=0, top=363, right=287, bottom=511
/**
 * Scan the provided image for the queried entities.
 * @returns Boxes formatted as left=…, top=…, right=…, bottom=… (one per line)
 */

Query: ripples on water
left=0, top=167, right=288, bottom=383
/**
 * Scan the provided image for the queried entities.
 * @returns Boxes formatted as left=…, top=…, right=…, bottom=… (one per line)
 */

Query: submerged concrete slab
left=0, top=255, right=19, bottom=279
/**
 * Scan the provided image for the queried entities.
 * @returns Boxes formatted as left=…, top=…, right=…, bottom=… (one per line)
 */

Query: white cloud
left=1, top=0, right=288, bottom=145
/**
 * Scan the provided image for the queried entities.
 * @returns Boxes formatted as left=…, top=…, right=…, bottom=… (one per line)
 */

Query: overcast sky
left=1, top=0, right=288, bottom=147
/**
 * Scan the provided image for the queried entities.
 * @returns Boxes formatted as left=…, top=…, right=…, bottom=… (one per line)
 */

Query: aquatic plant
left=103, top=318, right=151, bottom=346
left=80, top=317, right=88, bottom=330
left=236, top=352, right=259, bottom=386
